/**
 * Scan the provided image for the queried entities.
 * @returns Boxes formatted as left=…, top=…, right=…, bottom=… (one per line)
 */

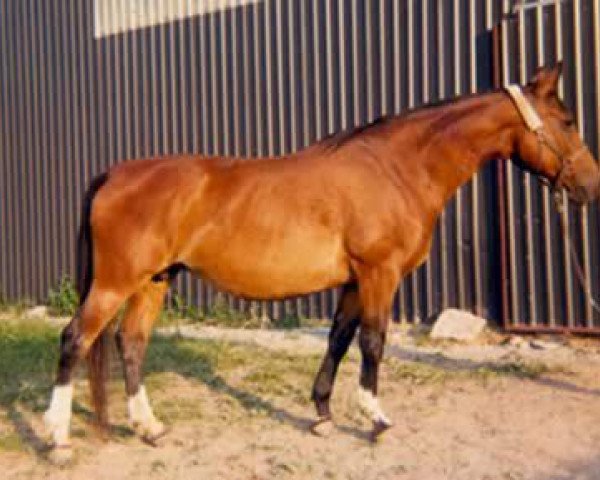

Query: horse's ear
left=529, top=62, right=563, bottom=98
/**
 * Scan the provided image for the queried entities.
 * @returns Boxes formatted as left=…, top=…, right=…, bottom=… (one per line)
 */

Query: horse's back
left=177, top=155, right=356, bottom=298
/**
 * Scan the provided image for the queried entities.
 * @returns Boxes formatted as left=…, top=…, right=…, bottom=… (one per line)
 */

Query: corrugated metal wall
left=0, top=0, right=598, bottom=328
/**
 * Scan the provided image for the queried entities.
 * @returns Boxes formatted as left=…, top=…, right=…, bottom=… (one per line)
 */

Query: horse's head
left=509, top=63, right=600, bottom=204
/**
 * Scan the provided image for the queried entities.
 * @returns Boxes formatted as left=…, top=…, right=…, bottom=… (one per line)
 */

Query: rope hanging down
left=553, top=194, right=600, bottom=316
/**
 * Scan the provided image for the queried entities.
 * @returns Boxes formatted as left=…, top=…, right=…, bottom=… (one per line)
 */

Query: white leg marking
left=128, top=385, right=165, bottom=438
left=44, top=384, right=73, bottom=446
left=357, top=386, right=392, bottom=426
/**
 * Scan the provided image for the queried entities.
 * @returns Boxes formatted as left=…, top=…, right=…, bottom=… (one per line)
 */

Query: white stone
left=430, top=309, right=487, bottom=342
left=26, top=305, right=48, bottom=318
left=529, top=339, right=562, bottom=351
left=508, top=336, right=529, bottom=349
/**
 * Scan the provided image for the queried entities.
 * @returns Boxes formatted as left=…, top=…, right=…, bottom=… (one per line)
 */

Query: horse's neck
left=392, top=91, right=518, bottom=211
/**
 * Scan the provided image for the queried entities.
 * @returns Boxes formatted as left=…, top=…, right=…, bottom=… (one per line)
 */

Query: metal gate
left=494, top=0, right=600, bottom=333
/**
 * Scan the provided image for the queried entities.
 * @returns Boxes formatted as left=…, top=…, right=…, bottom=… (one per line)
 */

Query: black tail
left=77, top=173, right=110, bottom=427
left=77, top=173, right=108, bottom=305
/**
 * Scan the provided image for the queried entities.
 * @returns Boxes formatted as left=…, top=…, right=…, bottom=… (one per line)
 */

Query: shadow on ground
left=0, top=322, right=58, bottom=456
left=536, top=457, right=600, bottom=480
left=0, top=324, right=324, bottom=459
left=385, top=344, right=600, bottom=397
left=144, top=335, right=316, bottom=433
left=3, top=321, right=598, bottom=462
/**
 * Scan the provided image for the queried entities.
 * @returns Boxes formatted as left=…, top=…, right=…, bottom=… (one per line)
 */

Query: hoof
left=370, top=419, right=393, bottom=442
left=310, top=417, right=334, bottom=437
left=141, top=425, right=170, bottom=447
left=47, top=445, right=73, bottom=466
left=133, top=420, right=169, bottom=447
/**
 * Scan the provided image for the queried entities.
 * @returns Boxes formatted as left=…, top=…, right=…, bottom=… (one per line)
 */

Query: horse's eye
left=564, top=118, right=575, bottom=127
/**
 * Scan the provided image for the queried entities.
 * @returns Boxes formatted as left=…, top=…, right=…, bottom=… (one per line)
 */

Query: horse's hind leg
left=44, top=285, right=127, bottom=454
left=311, top=283, right=360, bottom=436
left=115, top=280, right=168, bottom=443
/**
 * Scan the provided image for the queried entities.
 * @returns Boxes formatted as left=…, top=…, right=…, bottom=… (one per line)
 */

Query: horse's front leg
left=355, top=262, right=399, bottom=441
left=358, top=324, right=392, bottom=440
left=311, top=283, right=360, bottom=436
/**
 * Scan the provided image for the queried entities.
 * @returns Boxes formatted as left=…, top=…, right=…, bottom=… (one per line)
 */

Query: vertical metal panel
left=572, top=0, right=592, bottom=326
left=264, top=0, right=274, bottom=156
left=300, top=0, right=317, bottom=319
left=437, top=0, right=449, bottom=312
left=556, top=0, right=576, bottom=327
left=406, top=0, right=421, bottom=322
left=0, top=0, right=9, bottom=299
left=41, top=0, right=54, bottom=292
left=469, top=0, right=483, bottom=316
left=593, top=0, right=600, bottom=329
left=113, top=1, right=123, bottom=167
left=128, top=0, right=139, bottom=159
left=453, top=0, right=466, bottom=311
left=365, top=0, right=374, bottom=122
left=220, top=2, right=230, bottom=157
left=595, top=0, right=600, bottom=161
left=534, top=3, right=553, bottom=326
left=176, top=0, right=188, bottom=306
left=313, top=0, right=326, bottom=318
left=13, top=0, right=25, bottom=298
left=517, top=7, right=538, bottom=326
left=1, top=0, right=9, bottom=299
left=19, top=0, right=32, bottom=298
left=422, top=0, right=433, bottom=319
left=501, top=0, right=520, bottom=325
left=392, top=0, right=406, bottom=321
left=232, top=2, right=241, bottom=157
left=351, top=0, right=361, bottom=126
left=338, top=0, right=348, bottom=129
left=190, top=2, right=199, bottom=155
left=69, top=0, right=83, bottom=298
left=251, top=0, right=264, bottom=318
left=379, top=0, right=389, bottom=117
left=8, top=0, right=22, bottom=298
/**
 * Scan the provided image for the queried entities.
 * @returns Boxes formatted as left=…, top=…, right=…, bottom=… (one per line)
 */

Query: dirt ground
left=2, top=318, right=600, bottom=480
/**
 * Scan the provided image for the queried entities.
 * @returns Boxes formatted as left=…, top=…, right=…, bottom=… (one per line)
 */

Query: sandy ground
left=2, top=321, right=600, bottom=480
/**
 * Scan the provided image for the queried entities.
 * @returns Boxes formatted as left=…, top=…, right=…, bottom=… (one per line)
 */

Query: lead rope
left=553, top=193, right=600, bottom=315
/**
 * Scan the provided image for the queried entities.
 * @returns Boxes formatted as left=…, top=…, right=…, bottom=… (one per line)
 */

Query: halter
left=504, top=84, right=587, bottom=195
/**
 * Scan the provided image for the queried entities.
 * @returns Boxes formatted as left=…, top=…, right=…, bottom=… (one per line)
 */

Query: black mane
left=315, top=89, right=496, bottom=152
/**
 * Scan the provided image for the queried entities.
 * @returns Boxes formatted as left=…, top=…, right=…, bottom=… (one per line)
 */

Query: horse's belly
left=185, top=233, right=351, bottom=300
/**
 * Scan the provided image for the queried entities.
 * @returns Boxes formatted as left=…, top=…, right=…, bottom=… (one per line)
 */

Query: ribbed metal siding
left=499, top=0, right=600, bottom=330
left=0, top=0, right=597, bottom=328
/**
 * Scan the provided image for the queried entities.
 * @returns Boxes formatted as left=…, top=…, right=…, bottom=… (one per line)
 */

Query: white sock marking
left=357, top=386, right=391, bottom=425
left=44, top=384, right=73, bottom=446
left=128, top=385, right=163, bottom=436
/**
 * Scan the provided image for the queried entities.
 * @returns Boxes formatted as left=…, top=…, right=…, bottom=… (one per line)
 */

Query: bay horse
left=44, top=64, right=599, bottom=460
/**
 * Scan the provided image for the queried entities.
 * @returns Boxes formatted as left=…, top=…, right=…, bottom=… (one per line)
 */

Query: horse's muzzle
left=566, top=173, right=600, bottom=204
